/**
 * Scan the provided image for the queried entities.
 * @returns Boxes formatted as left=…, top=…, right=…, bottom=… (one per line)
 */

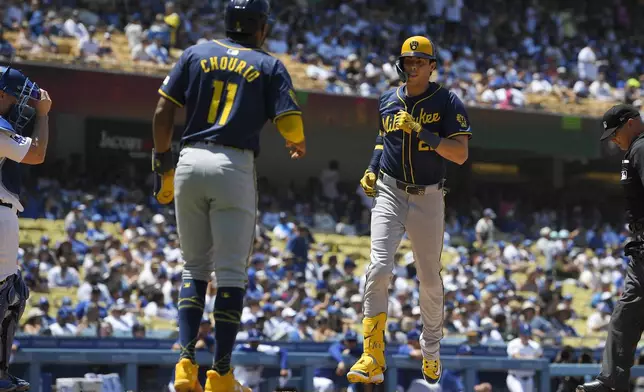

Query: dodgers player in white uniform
left=506, top=324, right=543, bottom=392
left=0, top=66, right=51, bottom=391
left=233, top=330, right=290, bottom=391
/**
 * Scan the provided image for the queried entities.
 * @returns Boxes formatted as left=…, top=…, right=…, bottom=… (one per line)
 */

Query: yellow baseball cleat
left=174, top=358, right=203, bottom=392
left=347, top=313, right=387, bottom=384
left=204, top=369, right=251, bottom=392
left=347, top=353, right=385, bottom=384
left=422, top=358, right=442, bottom=384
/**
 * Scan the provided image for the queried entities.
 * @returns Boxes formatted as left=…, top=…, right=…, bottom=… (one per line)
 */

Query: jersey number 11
left=208, top=80, right=239, bottom=126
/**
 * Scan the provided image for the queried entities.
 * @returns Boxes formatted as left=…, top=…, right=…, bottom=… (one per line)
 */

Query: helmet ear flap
left=395, top=59, right=407, bottom=83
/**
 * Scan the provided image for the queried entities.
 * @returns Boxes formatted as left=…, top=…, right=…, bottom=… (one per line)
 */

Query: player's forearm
left=433, top=136, right=468, bottom=165
left=276, top=114, right=305, bottom=144
left=279, top=349, right=288, bottom=369
left=28, top=115, right=49, bottom=164
left=367, top=148, right=383, bottom=173
left=152, top=98, right=176, bottom=153
left=367, top=135, right=384, bottom=172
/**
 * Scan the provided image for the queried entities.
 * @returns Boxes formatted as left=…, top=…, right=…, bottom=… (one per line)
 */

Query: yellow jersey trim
left=158, top=89, right=184, bottom=108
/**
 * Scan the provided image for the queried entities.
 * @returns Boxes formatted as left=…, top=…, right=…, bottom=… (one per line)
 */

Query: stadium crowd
left=13, top=160, right=629, bottom=345
left=10, top=161, right=637, bottom=390
left=1, top=0, right=644, bottom=113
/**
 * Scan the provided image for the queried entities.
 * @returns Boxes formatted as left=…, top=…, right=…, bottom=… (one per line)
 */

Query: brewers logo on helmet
left=395, top=36, right=437, bottom=82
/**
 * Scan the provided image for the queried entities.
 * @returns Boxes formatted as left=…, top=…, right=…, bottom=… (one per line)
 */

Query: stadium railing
left=14, top=348, right=644, bottom=392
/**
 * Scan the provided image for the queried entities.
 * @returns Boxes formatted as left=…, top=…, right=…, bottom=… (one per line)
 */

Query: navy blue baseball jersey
left=158, top=39, right=301, bottom=155
left=372, top=83, right=472, bottom=185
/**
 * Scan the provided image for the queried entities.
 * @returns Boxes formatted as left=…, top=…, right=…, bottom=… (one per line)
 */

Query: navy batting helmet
left=225, top=0, right=270, bottom=42
left=0, top=66, right=40, bottom=133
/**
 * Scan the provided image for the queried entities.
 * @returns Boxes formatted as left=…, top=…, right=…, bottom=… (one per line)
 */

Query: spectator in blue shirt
left=0, top=28, right=14, bottom=59
left=37, top=297, right=55, bottom=328
left=397, top=329, right=424, bottom=390
left=314, top=330, right=361, bottom=392
left=441, top=345, right=492, bottom=392
left=286, top=225, right=310, bottom=272
left=75, top=287, right=108, bottom=320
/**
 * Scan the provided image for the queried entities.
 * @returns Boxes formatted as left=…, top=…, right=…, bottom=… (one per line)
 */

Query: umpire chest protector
left=621, top=134, right=644, bottom=226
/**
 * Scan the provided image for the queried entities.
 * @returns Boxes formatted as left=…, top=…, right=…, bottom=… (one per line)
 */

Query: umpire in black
left=578, top=104, right=644, bottom=392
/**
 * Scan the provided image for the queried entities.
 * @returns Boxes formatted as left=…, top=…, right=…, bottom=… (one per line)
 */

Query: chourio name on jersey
left=200, top=56, right=261, bottom=83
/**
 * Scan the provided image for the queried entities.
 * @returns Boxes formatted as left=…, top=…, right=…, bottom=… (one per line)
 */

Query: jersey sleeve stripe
left=158, top=89, right=184, bottom=108
left=374, top=145, right=383, bottom=150
left=272, top=110, right=302, bottom=123
left=447, top=131, right=472, bottom=139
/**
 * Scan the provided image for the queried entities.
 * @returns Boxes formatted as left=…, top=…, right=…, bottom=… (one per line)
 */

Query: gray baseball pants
left=174, top=143, right=257, bottom=288
left=363, top=172, right=445, bottom=360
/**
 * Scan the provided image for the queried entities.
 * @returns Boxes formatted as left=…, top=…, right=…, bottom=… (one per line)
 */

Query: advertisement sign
left=85, top=118, right=182, bottom=173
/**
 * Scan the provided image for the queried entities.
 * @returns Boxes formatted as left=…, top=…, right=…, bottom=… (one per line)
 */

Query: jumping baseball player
left=0, top=66, right=51, bottom=392
left=151, top=0, right=305, bottom=390
left=348, top=36, right=471, bottom=386
left=506, top=324, right=543, bottom=392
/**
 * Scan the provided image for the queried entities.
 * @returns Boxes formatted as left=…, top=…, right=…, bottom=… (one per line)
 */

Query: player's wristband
left=418, top=130, right=442, bottom=149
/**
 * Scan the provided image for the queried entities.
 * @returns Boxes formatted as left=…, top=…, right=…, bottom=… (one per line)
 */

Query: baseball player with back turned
left=347, top=36, right=472, bottom=386
left=0, top=66, right=51, bottom=392
left=151, top=0, right=305, bottom=391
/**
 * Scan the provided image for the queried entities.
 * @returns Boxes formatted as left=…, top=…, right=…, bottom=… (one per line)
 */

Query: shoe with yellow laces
left=174, top=358, right=204, bottom=392
left=347, top=313, right=387, bottom=384
left=204, top=369, right=251, bottom=392
left=422, top=358, right=442, bottom=384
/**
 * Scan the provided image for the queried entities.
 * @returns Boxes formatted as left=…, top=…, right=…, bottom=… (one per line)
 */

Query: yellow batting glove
left=360, top=170, right=377, bottom=197
left=155, top=169, right=175, bottom=204
left=394, top=110, right=422, bottom=134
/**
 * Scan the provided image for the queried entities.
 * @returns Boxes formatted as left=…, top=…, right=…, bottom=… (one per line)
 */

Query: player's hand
left=360, top=170, right=377, bottom=197
left=280, top=369, right=289, bottom=377
left=35, top=89, right=52, bottom=116
left=336, top=362, right=346, bottom=376
left=152, top=149, right=175, bottom=204
left=153, top=169, right=175, bottom=204
left=286, top=140, right=306, bottom=159
left=394, top=110, right=421, bottom=134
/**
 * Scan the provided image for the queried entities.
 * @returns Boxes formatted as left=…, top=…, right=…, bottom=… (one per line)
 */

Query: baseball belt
left=378, top=171, right=442, bottom=196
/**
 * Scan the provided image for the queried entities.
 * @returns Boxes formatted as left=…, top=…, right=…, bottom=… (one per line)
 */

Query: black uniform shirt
left=621, top=133, right=644, bottom=226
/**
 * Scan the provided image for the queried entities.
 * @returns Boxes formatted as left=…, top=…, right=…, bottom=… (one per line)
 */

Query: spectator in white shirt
left=528, top=73, right=553, bottom=94
left=589, top=72, right=614, bottom=101
left=47, top=258, right=80, bottom=288
left=124, top=14, right=143, bottom=49
left=78, top=26, right=101, bottom=62
left=577, top=42, right=599, bottom=81
left=132, top=37, right=153, bottom=62
left=506, top=324, right=542, bottom=392
left=586, top=302, right=612, bottom=334
left=476, top=208, right=496, bottom=246
left=48, top=308, right=78, bottom=337
left=63, top=10, right=88, bottom=41
left=320, top=160, right=340, bottom=200
left=573, top=79, right=590, bottom=99
left=104, top=300, right=135, bottom=333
